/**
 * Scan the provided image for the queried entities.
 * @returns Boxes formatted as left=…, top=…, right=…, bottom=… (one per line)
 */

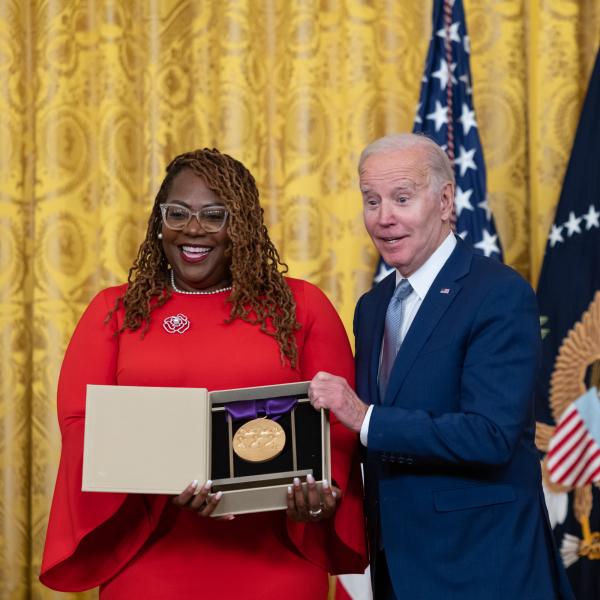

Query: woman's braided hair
left=108, top=148, right=300, bottom=367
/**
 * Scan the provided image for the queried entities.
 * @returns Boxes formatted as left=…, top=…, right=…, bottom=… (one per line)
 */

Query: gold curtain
left=0, top=1, right=598, bottom=598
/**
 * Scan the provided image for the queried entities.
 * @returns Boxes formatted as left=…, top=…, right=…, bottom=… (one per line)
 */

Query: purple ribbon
left=224, top=396, right=297, bottom=422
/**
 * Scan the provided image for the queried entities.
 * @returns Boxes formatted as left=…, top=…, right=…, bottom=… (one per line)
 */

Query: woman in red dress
left=40, top=148, right=367, bottom=598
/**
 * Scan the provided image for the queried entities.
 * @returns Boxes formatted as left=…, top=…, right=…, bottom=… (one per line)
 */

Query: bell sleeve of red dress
left=40, top=287, right=169, bottom=592
left=286, top=281, right=368, bottom=575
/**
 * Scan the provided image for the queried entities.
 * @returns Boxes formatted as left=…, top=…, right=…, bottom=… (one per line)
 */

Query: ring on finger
left=308, top=507, right=323, bottom=517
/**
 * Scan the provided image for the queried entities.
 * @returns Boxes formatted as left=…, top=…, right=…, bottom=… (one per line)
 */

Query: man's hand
left=308, top=371, right=368, bottom=432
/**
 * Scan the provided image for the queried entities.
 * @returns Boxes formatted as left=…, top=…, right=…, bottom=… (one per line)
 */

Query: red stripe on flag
left=583, top=462, right=600, bottom=485
left=548, top=421, right=586, bottom=471
left=556, top=438, right=594, bottom=485
left=548, top=427, right=586, bottom=474
left=555, top=407, right=578, bottom=431
left=573, top=450, right=600, bottom=486
left=548, top=416, right=583, bottom=460
left=549, top=430, right=588, bottom=482
left=564, top=440, right=598, bottom=485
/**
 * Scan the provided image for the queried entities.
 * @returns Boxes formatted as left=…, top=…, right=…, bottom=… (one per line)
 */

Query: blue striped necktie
left=379, top=279, right=413, bottom=401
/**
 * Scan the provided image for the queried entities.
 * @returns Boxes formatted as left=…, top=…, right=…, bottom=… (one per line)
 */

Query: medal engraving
left=233, top=417, right=286, bottom=463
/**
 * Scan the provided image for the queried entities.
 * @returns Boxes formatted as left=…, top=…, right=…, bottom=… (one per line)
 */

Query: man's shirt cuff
left=360, top=404, right=374, bottom=446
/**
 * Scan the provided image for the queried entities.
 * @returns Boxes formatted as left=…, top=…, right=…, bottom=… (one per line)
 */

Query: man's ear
left=439, top=182, right=454, bottom=222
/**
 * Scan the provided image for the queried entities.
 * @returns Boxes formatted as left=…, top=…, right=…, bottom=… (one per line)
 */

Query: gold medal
left=233, top=417, right=286, bottom=463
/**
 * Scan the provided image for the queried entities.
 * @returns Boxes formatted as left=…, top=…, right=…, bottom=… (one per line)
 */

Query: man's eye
left=395, top=196, right=408, bottom=204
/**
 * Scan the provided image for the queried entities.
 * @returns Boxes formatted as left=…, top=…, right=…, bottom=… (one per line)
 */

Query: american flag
left=547, top=388, right=600, bottom=488
left=374, top=0, right=502, bottom=284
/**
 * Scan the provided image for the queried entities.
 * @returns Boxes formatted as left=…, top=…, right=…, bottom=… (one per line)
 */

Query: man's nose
left=377, top=200, right=397, bottom=226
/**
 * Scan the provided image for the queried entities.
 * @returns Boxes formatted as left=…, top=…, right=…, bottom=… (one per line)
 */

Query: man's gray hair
left=358, top=133, right=455, bottom=190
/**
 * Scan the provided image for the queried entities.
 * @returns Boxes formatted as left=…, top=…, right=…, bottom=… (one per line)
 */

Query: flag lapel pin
left=440, top=288, right=451, bottom=294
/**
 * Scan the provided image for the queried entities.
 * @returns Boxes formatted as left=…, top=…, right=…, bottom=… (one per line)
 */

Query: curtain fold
left=0, top=1, right=598, bottom=597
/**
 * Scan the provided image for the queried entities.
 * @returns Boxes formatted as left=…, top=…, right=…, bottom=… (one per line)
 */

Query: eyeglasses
left=159, top=203, right=229, bottom=233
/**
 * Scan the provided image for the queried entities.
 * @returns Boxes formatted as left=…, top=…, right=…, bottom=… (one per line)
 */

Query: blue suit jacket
left=354, top=238, right=573, bottom=599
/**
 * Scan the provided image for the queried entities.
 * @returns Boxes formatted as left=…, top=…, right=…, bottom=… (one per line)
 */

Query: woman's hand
left=286, top=474, right=340, bottom=522
left=172, top=480, right=234, bottom=520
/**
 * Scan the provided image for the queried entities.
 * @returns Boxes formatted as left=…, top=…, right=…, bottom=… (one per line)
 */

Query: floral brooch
left=163, top=313, right=190, bottom=334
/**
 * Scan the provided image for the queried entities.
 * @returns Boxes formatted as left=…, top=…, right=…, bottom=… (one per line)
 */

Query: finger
left=315, top=371, right=330, bottom=382
left=309, top=373, right=331, bottom=399
left=292, top=477, right=307, bottom=515
left=189, top=480, right=213, bottom=511
left=286, top=485, right=302, bottom=521
left=215, top=513, right=236, bottom=521
left=322, top=479, right=341, bottom=519
left=320, top=479, right=337, bottom=513
left=311, top=390, right=326, bottom=411
left=308, top=384, right=320, bottom=409
left=198, top=490, right=223, bottom=517
left=305, top=474, right=321, bottom=513
left=172, top=480, right=199, bottom=507
left=286, top=485, right=295, bottom=513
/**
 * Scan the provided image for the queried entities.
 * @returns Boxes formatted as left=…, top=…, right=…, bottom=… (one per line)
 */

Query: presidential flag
left=374, top=0, right=502, bottom=284
left=535, top=48, right=600, bottom=599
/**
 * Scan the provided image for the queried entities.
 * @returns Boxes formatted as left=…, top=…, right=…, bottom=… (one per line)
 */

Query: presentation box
left=82, top=381, right=330, bottom=516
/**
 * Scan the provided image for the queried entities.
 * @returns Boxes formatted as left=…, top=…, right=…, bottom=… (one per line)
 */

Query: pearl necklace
left=170, top=271, right=232, bottom=295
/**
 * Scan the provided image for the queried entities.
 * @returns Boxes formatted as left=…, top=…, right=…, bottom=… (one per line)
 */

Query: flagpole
left=443, top=0, right=457, bottom=230
left=443, top=0, right=455, bottom=163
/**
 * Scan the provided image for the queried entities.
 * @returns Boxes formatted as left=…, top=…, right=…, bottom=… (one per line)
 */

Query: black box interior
left=210, top=396, right=323, bottom=482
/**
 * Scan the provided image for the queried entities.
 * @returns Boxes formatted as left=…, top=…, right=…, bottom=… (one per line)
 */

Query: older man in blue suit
left=309, top=134, right=573, bottom=599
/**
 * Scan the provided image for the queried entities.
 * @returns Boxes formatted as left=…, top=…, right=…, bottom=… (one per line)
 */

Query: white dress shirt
left=359, top=233, right=457, bottom=446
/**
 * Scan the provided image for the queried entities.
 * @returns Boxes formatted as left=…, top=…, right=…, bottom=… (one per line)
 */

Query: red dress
left=40, top=278, right=367, bottom=598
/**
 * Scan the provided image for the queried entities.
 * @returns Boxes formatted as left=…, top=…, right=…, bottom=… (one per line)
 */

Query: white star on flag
left=414, top=102, right=423, bottom=124
left=374, top=261, right=395, bottom=283
left=583, top=204, right=600, bottom=230
left=459, top=103, right=477, bottom=134
left=563, top=211, right=582, bottom=236
left=426, top=100, right=448, bottom=132
left=463, top=34, right=470, bottom=54
left=478, top=197, right=492, bottom=220
left=454, top=145, right=477, bottom=176
left=436, top=22, right=461, bottom=43
left=454, top=186, right=474, bottom=217
left=548, top=224, right=564, bottom=247
left=459, top=74, right=472, bottom=95
left=432, top=58, right=457, bottom=90
left=474, top=229, right=500, bottom=257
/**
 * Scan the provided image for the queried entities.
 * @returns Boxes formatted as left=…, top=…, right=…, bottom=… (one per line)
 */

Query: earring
left=158, top=232, right=163, bottom=240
